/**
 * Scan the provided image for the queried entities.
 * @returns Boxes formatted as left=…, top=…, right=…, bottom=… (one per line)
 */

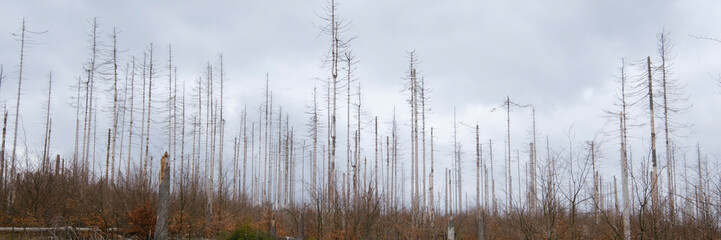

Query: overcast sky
left=1, top=1, right=720, bottom=207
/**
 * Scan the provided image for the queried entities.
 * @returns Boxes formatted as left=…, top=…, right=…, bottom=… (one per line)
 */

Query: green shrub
left=223, top=224, right=274, bottom=240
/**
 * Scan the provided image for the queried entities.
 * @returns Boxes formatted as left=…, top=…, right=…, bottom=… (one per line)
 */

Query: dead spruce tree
left=11, top=18, right=44, bottom=185
left=144, top=44, right=156, bottom=186
left=108, top=28, right=120, bottom=183
left=41, top=72, right=53, bottom=173
left=655, top=31, right=689, bottom=223
left=318, top=0, right=352, bottom=207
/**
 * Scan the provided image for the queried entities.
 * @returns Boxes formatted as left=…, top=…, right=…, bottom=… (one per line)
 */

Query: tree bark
left=154, top=152, right=170, bottom=240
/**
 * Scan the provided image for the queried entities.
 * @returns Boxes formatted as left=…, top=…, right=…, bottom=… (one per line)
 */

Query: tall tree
left=613, top=58, right=632, bottom=240
left=318, top=0, right=351, bottom=204
left=656, top=31, right=689, bottom=222
left=429, top=127, right=435, bottom=222
left=82, top=18, right=101, bottom=180
left=139, top=54, right=148, bottom=182
left=41, top=72, right=53, bottom=172
left=144, top=44, right=155, bottom=186
left=645, top=56, right=660, bottom=210
left=476, top=125, right=486, bottom=240
left=110, top=28, right=120, bottom=184
left=1, top=112, right=7, bottom=190
left=11, top=18, right=43, bottom=184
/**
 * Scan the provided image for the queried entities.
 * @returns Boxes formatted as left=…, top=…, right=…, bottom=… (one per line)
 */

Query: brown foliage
left=127, top=201, right=156, bottom=239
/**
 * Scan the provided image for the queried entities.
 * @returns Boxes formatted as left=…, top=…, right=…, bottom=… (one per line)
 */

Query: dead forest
left=1, top=1, right=721, bottom=240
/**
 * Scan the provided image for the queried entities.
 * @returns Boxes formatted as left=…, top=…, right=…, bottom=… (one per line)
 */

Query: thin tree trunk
left=139, top=55, right=147, bottom=182
left=620, top=113, right=631, bottom=240
left=506, top=97, right=512, bottom=210
left=490, top=140, right=496, bottom=215
left=421, top=77, right=427, bottom=217
left=476, top=125, right=485, bottom=240
left=658, top=32, right=675, bottom=222
left=646, top=56, right=659, bottom=210
left=145, top=44, right=155, bottom=186
left=1, top=112, right=7, bottom=190
left=110, top=29, right=119, bottom=184
left=11, top=19, right=28, bottom=185
left=429, top=127, right=435, bottom=223
left=243, top=106, right=248, bottom=197
left=42, top=72, right=53, bottom=173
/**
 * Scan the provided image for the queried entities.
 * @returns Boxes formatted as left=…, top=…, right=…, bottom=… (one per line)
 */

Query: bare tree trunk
left=180, top=80, right=186, bottom=189
left=118, top=62, right=130, bottom=181
left=217, top=55, right=226, bottom=221
left=696, top=144, right=703, bottom=221
left=646, top=56, right=659, bottom=210
left=445, top=168, right=449, bottom=216
left=139, top=54, right=147, bottom=182
left=421, top=76, right=427, bottom=218
left=42, top=72, right=53, bottom=173
left=74, top=75, right=81, bottom=171
left=172, top=64, right=178, bottom=193
left=658, top=32, right=676, bottom=223
left=530, top=108, right=537, bottom=212
left=453, top=108, right=462, bottom=212
left=357, top=83, right=362, bottom=201
left=167, top=45, right=173, bottom=172
left=311, top=87, right=319, bottom=195
left=81, top=18, right=99, bottom=182
left=155, top=152, right=170, bottom=240
left=620, top=113, right=631, bottom=240
left=447, top=216, right=455, bottom=240
left=242, top=106, right=248, bottom=197
left=1, top=112, right=7, bottom=190
left=506, top=97, right=512, bottom=210
left=110, top=29, right=119, bottom=184
left=11, top=19, right=28, bottom=186
left=233, top=136, right=238, bottom=201
left=264, top=77, right=270, bottom=204
left=374, top=116, right=378, bottom=199
left=591, top=140, right=599, bottom=224
left=476, top=125, right=485, bottom=240
left=105, top=128, right=111, bottom=180
left=145, top=44, right=155, bottom=186
left=346, top=52, right=352, bottom=204
left=490, top=140, right=496, bottom=215
left=429, top=127, right=434, bottom=222
left=326, top=0, right=341, bottom=207
left=615, top=58, right=632, bottom=240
